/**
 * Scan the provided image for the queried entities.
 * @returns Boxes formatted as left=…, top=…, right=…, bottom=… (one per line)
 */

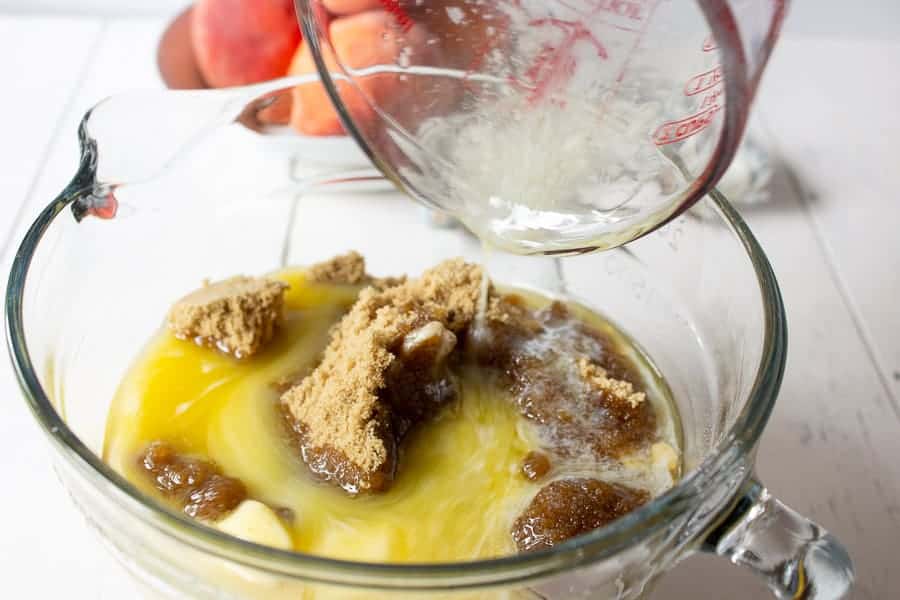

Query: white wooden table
left=0, top=13, right=897, bottom=600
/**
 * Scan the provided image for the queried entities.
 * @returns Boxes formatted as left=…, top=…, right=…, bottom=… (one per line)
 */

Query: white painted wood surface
left=0, top=14, right=898, bottom=600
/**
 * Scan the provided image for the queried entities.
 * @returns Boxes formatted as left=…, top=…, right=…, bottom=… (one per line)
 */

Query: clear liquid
left=344, top=63, right=698, bottom=254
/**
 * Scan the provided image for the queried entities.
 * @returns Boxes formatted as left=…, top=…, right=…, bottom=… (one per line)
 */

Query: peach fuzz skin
left=191, top=0, right=302, bottom=88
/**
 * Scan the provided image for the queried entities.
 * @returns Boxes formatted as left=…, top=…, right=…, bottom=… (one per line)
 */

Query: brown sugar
left=167, top=276, right=288, bottom=358
left=281, top=259, right=484, bottom=494
left=578, top=357, right=646, bottom=409
left=470, top=298, right=656, bottom=459
left=306, top=251, right=368, bottom=285
left=511, top=478, right=649, bottom=552
left=521, top=451, right=552, bottom=482
left=306, top=251, right=406, bottom=290
left=139, top=441, right=247, bottom=521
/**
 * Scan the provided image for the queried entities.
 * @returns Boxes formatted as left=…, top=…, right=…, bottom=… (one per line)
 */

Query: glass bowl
left=6, top=94, right=852, bottom=599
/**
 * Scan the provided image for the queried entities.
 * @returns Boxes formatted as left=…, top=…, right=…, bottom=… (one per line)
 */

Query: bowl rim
left=5, top=123, right=786, bottom=591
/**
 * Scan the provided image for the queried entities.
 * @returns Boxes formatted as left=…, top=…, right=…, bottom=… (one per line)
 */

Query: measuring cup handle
left=701, top=478, right=854, bottom=599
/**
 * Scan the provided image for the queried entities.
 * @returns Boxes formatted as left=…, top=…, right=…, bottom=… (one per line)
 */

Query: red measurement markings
left=378, top=0, right=413, bottom=33
left=556, top=0, right=647, bottom=22
left=521, top=18, right=608, bottom=104
left=585, top=0, right=645, bottom=20
left=697, top=87, right=723, bottom=110
left=684, top=65, right=722, bottom=96
left=465, top=0, right=654, bottom=106
left=653, top=103, right=720, bottom=146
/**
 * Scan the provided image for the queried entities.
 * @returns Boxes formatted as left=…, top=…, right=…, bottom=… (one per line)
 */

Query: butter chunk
left=399, top=321, right=457, bottom=366
left=168, top=276, right=288, bottom=358
left=651, top=441, right=679, bottom=480
left=216, top=500, right=293, bottom=550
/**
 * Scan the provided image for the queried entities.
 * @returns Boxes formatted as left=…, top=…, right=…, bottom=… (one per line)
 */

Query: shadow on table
left=722, top=156, right=821, bottom=218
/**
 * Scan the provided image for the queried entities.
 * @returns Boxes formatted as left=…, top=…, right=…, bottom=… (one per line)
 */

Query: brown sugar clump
left=281, top=259, right=484, bottom=494
left=139, top=441, right=247, bottom=521
left=470, top=298, right=656, bottom=459
left=306, top=251, right=406, bottom=290
left=521, top=451, right=552, bottom=482
left=511, top=478, right=649, bottom=552
left=578, top=357, right=646, bottom=409
left=306, top=251, right=368, bottom=285
left=167, top=276, right=288, bottom=358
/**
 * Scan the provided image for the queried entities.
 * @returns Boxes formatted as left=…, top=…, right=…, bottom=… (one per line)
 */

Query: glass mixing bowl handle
left=702, top=478, right=854, bottom=599
left=71, top=74, right=372, bottom=191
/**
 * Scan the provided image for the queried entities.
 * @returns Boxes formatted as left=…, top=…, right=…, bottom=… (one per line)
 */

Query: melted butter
left=103, top=269, right=679, bottom=563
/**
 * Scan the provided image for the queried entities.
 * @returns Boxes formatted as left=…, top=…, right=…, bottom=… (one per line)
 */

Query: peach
left=287, top=41, right=341, bottom=135
left=289, top=9, right=432, bottom=136
left=192, top=0, right=302, bottom=88
left=256, top=89, right=294, bottom=125
left=322, top=0, right=383, bottom=15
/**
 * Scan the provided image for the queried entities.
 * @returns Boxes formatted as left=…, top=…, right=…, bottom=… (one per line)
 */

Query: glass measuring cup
left=295, top=0, right=788, bottom=253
